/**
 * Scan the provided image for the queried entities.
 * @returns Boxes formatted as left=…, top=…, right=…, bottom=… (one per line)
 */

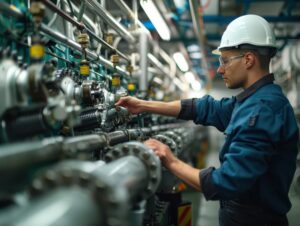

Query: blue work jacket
left=178, top=74, right=299, bottom=215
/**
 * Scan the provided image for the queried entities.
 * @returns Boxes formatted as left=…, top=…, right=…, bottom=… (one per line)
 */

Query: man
left=116, top=15, right=299, bottom=226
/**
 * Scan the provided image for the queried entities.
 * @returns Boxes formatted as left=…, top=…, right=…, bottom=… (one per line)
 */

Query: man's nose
left=217, top=65, right=224, bottom=75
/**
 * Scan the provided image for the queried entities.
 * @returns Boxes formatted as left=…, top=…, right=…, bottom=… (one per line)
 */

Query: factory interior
left=0, top=0, right=300, bottom=225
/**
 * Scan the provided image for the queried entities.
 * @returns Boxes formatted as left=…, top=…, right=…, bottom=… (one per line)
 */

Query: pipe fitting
left=153, top=134, right=178, bottom=156
left=29, top=160, right=129, bottom=226
left=105, top=141, right=162, bottom=199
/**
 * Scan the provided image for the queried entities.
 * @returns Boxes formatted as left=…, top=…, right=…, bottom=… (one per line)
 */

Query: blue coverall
left=178, top=74, right=299, bottom=226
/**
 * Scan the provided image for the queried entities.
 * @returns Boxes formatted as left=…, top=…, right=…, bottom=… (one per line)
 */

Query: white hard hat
left=213, top=14, right=276, bottom=55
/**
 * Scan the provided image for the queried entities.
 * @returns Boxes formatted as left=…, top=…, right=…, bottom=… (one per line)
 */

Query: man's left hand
left=144, top=138, right=178, bottom=169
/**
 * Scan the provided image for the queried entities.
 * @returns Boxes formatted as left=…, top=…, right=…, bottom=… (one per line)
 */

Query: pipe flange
left=153, top=134, right=178, bottom=156
left=172, top=129, right=190, bottom=148
left=105, top=141, right=161, bottom=200
left=29, top=161, right=129, bottom=226
left=161, top=131, right=183, bottom=153
left=89, top=175, right=128, bottom=226
left=29, top=161, right=103, bottom=195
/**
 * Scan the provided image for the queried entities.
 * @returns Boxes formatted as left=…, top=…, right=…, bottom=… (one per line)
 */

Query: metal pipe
left=25, top=156, right=150, bottom=226
left=84, top=0, right=136, bottom=44
left=77, top=0, right=86, bottom=22
left=133, top=0, right=138, bottom=29
left=42, top=0, right=129, bottom=62
left=93, top=156, right=148, bottom=201
left=158, top=49, right=177, bottom=78
left=40, top=156, right=148, bottom=203
left=0, top=134, right=107, bottom=174
left=85, top=27, right=130, bottom=62
left=112, top=0, right=148, bottom=31
left=138, top=30, right=149, bottom=93
left=40, top=24, right=129, bottom=78
left=0, top=137, right=62, bottom=170
left=132, top=0, right=138, bottom=29
left=0, top=2, right=24, bottom=19
left=41, top=0, right=84, bottom=30
left=63, top=134, right=107, bottom=154
left=0, top=137, right=63, bottom=192
left=147, top=53, right=169, bottom=76
left=0, top=134, right=107, bottom=192
left=106, top=130, right=132, bottom=145
left=189, top=0, right=210, bottom=79
left=0, top=122, right=185, bottom=177
left=105, top=123, right=185, bottom=144
left=113, top=0, right=135, bottom=23
left=0, top=188, right=102, bottom=226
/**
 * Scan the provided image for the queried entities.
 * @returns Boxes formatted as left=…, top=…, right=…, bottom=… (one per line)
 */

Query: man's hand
left=115, top=96, right=144, bottom=114
left=144, top=138, right=178, bottom=169
left=144, top=138, right=201, bottom=191
left=116, top=97, right=181, bottom=117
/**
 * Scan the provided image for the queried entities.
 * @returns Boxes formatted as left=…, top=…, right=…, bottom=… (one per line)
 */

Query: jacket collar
left=236, top=73, right=275, bottom=102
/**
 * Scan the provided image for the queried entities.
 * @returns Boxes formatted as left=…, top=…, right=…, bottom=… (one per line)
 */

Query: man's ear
left=244, top=52, right=255, bottom=69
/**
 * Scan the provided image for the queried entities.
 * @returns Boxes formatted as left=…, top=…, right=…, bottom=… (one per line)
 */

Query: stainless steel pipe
left=40, top=24, right=130, bottom=78
left=84, top=0, right=136, bottom=44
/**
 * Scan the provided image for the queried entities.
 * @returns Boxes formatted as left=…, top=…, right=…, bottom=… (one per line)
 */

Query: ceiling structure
left=107, top=0, right=300, bottom=87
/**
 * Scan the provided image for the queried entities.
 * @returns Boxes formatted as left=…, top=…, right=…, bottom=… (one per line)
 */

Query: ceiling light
left=174, top=0, right=185, bottom=8
left=140, top=0, right=171, bottom=41
left=173, top=52, right=189, bottom=72
left=184, top=71, right=195, bottom=83
left=184, top=72, right=202, bottom=91
left=153, top=77, right=163, bottom=85
left=173, top=77, right=184, bottom=91
left=190, top=52, right=202, bottom=59
left=191, top=80, right=202, bottom=91
left=187, top=44, right=199, bottom=52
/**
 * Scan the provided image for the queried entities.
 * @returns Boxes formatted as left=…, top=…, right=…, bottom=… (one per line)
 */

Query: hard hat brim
left=212, top=48, right=221, bottom=55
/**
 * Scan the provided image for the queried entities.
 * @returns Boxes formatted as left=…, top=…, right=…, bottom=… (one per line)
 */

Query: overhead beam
left=162, top=33, right=300, bottom=43
left=142, top=15, right=300, bottom=28
left=201, top=15, right=300, bottom=23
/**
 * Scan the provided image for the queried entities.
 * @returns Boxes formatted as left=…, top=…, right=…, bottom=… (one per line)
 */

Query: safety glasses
left=219, top=54, right=244, bottom=68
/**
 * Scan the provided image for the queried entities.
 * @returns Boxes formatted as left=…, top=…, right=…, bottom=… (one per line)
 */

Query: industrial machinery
left=0, top=1, right=208, bottom=225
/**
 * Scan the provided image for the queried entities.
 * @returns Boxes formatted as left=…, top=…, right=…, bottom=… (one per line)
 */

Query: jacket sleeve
left=177, top=95, right=235, bottom=132
left=200, top=103, right=281, bottom=200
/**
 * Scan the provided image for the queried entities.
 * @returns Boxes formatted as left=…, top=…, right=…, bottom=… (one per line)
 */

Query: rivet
left=150, top=162, right=157, bottom=170
left=151, top=176, right=157, bottom=182
left=31, top=179, right=43, bottom=191
left=133, top=148, right=140, bottom=154
left=142, top=153, right=150, bottom=160
left=61, top=170, right=72, bottom=184
left=105, top=155, right=113, bottom=162
left=79, top=173, right=89, bottom=186
left=112, top=150, right=119, bottom=156
left=146, top=185, right=152, bottom=192
left=95, top=180, right=105, bottom=190
left=44, top=170, right=56, bottom=184
left=122, top=146, right=129, bottom=153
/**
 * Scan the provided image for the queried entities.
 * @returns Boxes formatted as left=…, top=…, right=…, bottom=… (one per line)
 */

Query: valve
left=77, top=31, right=90, bottom=49
left=29, top=1, right=45, bottom=25
left=80, top=59, right=90, bottom=77
left=105, top=33, right=114, bottom=46
left=110, top=54, right=120, bottom=67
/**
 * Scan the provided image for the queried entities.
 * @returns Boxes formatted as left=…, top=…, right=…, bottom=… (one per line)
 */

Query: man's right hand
left=116, top=96, right=181, bottom=117
left=115, top=96, right=144, bottom=114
